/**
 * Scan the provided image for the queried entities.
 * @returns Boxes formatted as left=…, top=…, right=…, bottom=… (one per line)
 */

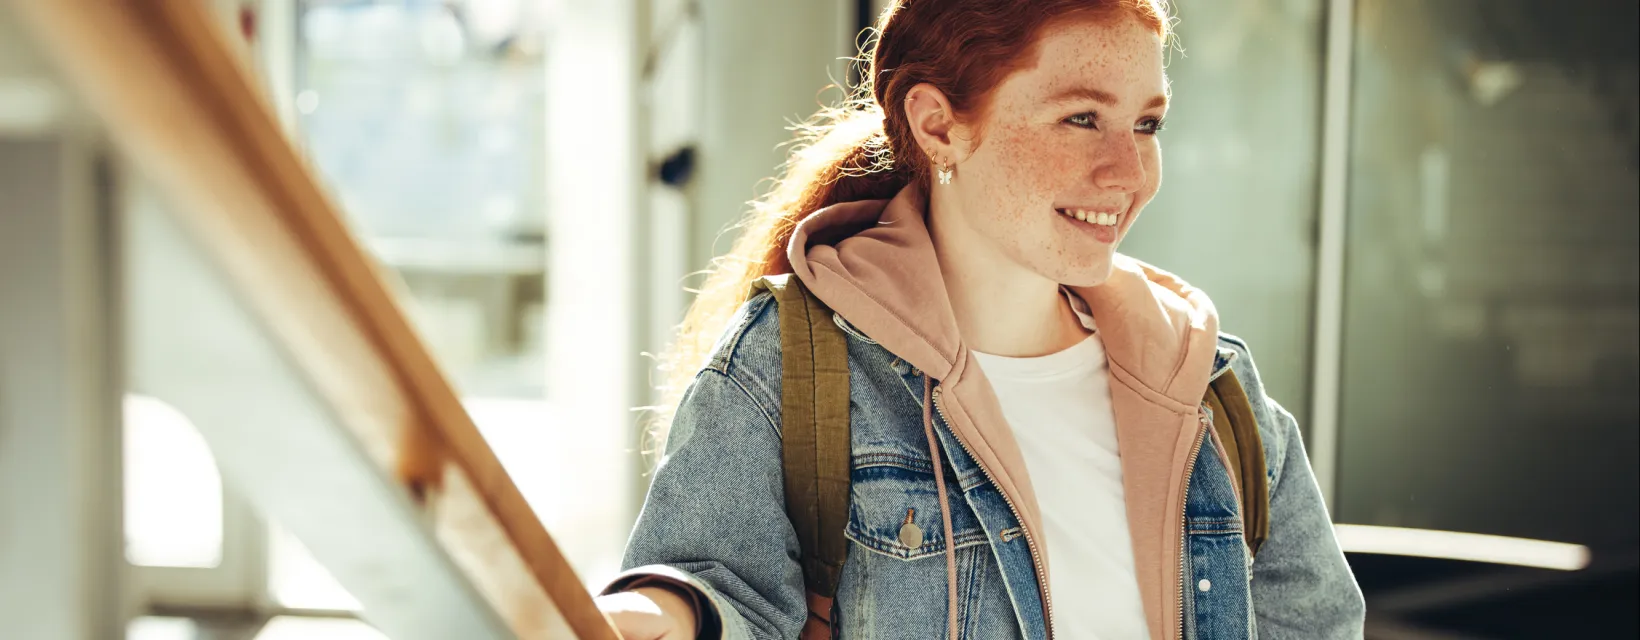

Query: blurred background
left=0, top=0, right=1634, bottom=638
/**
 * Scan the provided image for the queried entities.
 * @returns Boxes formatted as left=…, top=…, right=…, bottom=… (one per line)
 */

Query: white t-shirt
left=970, top=315, right=1151, bottom=639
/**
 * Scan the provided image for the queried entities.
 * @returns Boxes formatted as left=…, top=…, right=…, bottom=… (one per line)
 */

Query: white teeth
left=1059, top=208, right=1120, bottom=226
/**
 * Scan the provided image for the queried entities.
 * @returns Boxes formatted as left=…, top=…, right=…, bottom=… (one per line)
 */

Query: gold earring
left=937, top=160, right=953, bottom=185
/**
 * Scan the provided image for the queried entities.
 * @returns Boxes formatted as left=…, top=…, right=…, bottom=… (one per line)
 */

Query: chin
left=1041, top=258, right=1114, bottom=288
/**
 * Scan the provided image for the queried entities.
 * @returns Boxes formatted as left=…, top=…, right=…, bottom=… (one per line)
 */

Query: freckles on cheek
left=993, top=130, right=1073, bottom=196
left=979, top=132, right=1037, bottom=222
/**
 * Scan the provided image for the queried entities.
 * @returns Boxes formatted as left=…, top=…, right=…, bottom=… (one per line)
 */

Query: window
left=1335, top=1, right=1637, bottom=635
left=121, top=2, right=626, bottom=636
left=1118, top=0, right=1328, bottom=428
left=293, top=0, right=549, bottom=398
left=287, top=0, right=628, bottom=587
left=124, top=394, right=223, bottom=569
left=1337, top=0, right=1638, bottom=554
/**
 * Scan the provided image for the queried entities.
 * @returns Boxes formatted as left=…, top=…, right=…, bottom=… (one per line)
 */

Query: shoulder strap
left=749, top=275, right=852, bottom=599
left=1205, top=369, right=1270, bottom=556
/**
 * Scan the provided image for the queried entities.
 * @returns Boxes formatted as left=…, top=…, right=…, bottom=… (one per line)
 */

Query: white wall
left=688, top=0, right=855, bottom=275
left=633, top=0, right=855, bottom=399
left=542, top=0, right=643, bottom=585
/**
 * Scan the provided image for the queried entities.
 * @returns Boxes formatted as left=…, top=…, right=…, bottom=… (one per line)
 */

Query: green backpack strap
left=1205, top=369, right=1270, bottom=556
left=750, top=274, right=852, bottom=598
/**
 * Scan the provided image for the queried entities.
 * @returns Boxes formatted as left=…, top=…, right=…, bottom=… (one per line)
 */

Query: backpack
left=751, top=274, right=1269, bottom=638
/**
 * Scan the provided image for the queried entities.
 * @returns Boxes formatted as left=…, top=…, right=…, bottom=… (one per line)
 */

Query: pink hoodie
left=787, top=186, right=1223, bottom=640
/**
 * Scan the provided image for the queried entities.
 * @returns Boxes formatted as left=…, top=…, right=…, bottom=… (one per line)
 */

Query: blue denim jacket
left=605, top=191, right=1365, bottom=639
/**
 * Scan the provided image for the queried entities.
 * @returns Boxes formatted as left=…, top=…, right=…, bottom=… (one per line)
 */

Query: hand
left=597, top=586, right=699, bottom=640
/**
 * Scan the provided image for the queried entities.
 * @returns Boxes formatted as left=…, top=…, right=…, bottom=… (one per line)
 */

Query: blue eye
left=1065, top=112, right=1098, bottom=129
left=1137, top=117, right=1166, bottom=135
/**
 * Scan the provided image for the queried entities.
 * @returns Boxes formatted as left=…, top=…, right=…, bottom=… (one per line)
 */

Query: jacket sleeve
left=1248, top=396, right=1367, bottom=639
left=601, top=367, right=807, bottom=640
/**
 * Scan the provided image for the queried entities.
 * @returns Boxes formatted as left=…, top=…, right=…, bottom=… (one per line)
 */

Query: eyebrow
left=1048, top=86, right=1169, bottom=110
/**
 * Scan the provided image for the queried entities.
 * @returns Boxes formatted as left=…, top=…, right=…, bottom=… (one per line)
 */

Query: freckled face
left=946, top=16, right=1168, bottom=287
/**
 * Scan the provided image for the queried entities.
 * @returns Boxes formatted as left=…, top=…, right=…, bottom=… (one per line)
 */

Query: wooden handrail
left=8, top=2, right=619, bottom=638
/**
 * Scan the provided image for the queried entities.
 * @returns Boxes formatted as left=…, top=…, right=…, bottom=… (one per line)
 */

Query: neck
left=925, top=189, right=1089, bottom=358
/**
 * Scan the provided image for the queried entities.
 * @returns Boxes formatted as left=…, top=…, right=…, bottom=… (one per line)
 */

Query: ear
left=903, top=83, right=973, bottom=166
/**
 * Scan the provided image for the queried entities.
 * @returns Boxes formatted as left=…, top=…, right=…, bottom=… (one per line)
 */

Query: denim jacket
left=604, top=188, right=1365, bottom=639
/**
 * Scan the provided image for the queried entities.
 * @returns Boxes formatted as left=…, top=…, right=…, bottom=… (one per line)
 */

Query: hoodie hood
left=787, top=186, right=1221, bottom=640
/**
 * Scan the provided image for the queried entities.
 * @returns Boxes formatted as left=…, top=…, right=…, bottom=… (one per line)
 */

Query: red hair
left=651, top=0, right=1171, bottom=445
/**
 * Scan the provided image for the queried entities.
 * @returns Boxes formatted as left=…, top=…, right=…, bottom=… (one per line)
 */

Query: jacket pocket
left=845, top=458, right=987, bottom=560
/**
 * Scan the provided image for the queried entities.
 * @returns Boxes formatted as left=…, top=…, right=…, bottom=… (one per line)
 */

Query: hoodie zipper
left=1176, top=411, right=1209, bottom=640
left=931, top=384, right=1057, bottom=639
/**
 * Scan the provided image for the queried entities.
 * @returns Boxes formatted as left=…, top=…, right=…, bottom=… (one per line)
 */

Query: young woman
left=595, top=1, right=1364, bottom=638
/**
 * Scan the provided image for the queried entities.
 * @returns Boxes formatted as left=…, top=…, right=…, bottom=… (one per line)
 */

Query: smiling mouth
left=1055, top=207, right=1122, bottom=227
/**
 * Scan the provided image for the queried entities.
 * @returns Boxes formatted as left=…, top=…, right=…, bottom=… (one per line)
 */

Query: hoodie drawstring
left=922, top=376, right=960, bottom=639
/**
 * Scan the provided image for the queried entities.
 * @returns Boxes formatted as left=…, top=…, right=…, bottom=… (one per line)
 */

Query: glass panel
left=254, top=617, right=387, bottom=640
left=1119, top=0, right=1327, bottom=426
left=123, top=394, right=224, bottom=568
left=294, top=0, right=549, bottom=397
left=287, top=0, right=627, bottom=588
left=1338, top=0, right=1638, bottom=549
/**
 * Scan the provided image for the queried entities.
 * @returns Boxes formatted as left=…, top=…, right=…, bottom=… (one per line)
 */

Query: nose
left=1092, top=132, right=1146, bottom=193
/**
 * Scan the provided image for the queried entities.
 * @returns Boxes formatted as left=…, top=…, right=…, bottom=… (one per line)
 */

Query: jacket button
left=899, top=522, right=924, bottom=548
left=1198, top=579, right=1212, bottom=592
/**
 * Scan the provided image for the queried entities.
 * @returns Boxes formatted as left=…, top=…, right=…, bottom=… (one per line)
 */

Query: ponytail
left=646, top=101, right=909, bottom=452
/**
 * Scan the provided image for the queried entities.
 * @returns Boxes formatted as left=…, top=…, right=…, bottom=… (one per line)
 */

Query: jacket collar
left=787, top=186, right=1223, bottom=639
